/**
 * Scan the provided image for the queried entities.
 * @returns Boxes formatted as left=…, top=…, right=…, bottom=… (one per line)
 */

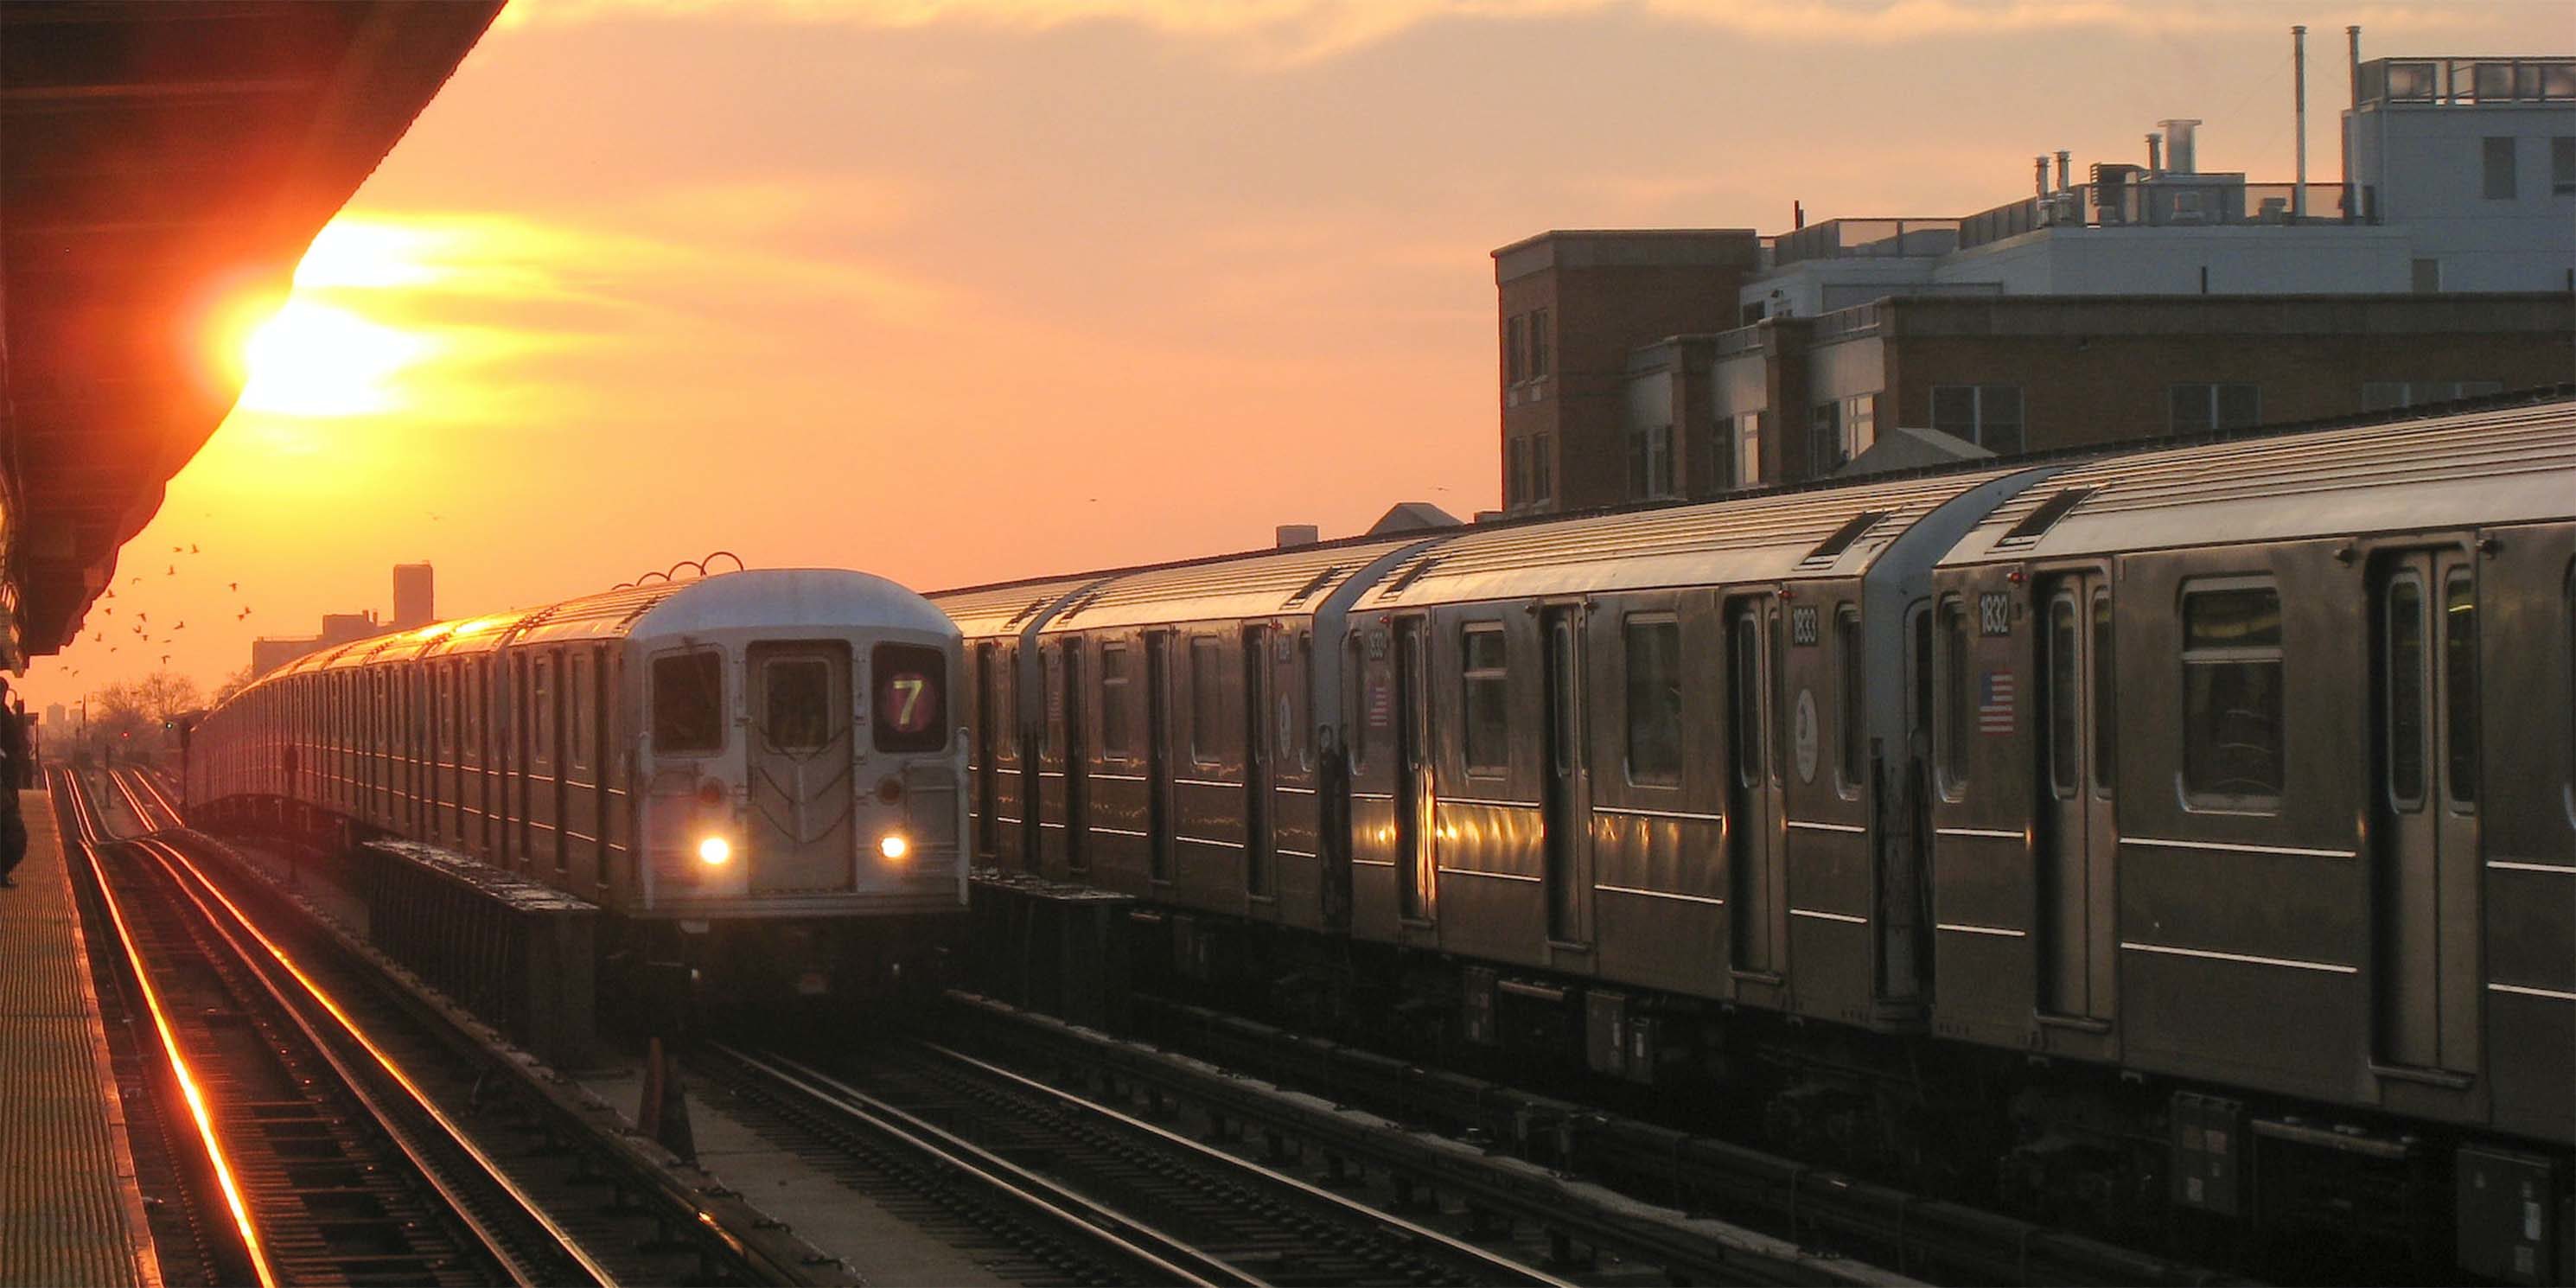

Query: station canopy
left=1, top=1, right=502, bottom=661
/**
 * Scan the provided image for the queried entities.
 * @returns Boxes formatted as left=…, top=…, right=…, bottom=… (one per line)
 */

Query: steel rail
left=52, top=768, right=278, bottom=1288
left=914, top=1037, right=1578, bottom=1288
left=134, top=832, right=618, bottom=1288
left=714, top=1043, right=1254, bottom=1288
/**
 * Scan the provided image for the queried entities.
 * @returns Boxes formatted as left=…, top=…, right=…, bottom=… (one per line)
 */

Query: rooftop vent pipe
left=2146, top=131, right=2163, bottom=175
left=2158, top=118, right=2203, bottom=175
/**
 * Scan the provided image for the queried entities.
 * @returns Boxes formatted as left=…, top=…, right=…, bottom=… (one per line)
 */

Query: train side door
left=1060, top=639, right=1091, bottom=876
left=973, top=643, right=998, bottom=861
left=746, top=641, right=857, bottom=893
left=1725, top=595, right=1782, bottom=977
left=1393, top=616, right=1436, bottom=924
left=2036, top=571, right=2116, bottom=1022
left=1540, top=604, right=1590, bottom=944
left=1145, top=632, right=1174, bottom=884
left=2369, top=545, right=2481, bottom=1075
left=1242, top=625, right=1275, bottom=899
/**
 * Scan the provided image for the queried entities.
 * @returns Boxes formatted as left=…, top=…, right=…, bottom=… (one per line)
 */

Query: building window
left=1507, top=438, right=1528, bottom=507
left=1628, top=424, right=1674, bottom=501
left=2412, top=258, right=2442, bottom=292
left=1461, top=625, right=1508, bottom=775
left=1844, top=393, right=1877, bottom=461
left=2362, top=380, right=2504, bottom=411
left=1734, top=411, right=1764, bottom=488
left=1809, top=400, right=1843, bottom=475
left=1623, top=616, right=1682, bottom=785
left=2171, top=383, right=2260, bottom=434
left=1528, top=308, right=1550, bottom=379
left=1531, top=433, right=1553, bottom=501
left=2180, top=582, right=2286, bottom=809
left=1504, top=314, right=1527, bottom=385
left=1929, top=385, right=2025, bottom=454
left=2554, top=137, right=2576, bottom=194
left=2483, top=136, right=2518, bottom=200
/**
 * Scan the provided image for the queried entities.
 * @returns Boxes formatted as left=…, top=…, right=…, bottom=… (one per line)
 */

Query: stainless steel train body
left=186, top=569, right=969, bottom=998
left=933, top=397, right=2576, bottom=1278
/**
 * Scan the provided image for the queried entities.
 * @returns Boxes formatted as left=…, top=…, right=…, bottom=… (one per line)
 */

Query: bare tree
left=86, top=670, right=202, bottom=749
left=211, top=666, right=255, bottom=706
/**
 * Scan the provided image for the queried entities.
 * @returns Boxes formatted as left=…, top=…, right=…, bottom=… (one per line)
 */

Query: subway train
left=934, top=394, right=2575, bottom=1283
left=184, top=569, right=969, bottom=1002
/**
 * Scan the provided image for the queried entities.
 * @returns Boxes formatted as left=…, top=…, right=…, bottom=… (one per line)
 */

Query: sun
left=236, top=298, right=433, bottom=418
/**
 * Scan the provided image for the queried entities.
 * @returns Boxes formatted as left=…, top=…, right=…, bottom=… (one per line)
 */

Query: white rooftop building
left=1744, top=52, right=2575, bottom=321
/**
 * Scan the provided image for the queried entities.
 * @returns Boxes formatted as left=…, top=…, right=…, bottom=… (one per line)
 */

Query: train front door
left=1540, top=604, right=1590, bottom=945
left=2036, top=571, right=2115, bottom=1022
left=2369, top=545, right=2481, bottom=1074
left=1393, top=617, right=1435, bottom=923
left=1725, top=596, right=1783, bottom=976
left=746, top=641, right=856, bottom=893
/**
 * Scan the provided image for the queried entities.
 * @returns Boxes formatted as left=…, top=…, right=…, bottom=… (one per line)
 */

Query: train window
left=2047, top=596, right=2080, bottom=798
left=2443, top=570, right=2476, bottom=807
left=571, top=654, right=597, bottom=769
left=1041, top=650, right=1063, bottom=759
left=1100, top=643, right=1133, bottom=758
left=871, top=643, right=947, bottom=754
left=2180, top=583, right=2286, bottom=808
left=1936, top=598, right=1971, bottom=798
left=1188, top=636, right=1224, bottom=765
left=1462, top=623, right=1508, bottom=775
left=994, top=647, right=1017, bottom=762
left=651, top=649, right=724, bottom=755
left=2090, top=590, right=2114, bottom=794
left=1836, top=606, right=1865, bottom=793
left=1298, top=631, right=1316, bottom=770
left=2388, top=574, right=2428, bottom=808
left=532, top=657, right=555, bottom=769
left=1623, top=617, right=1682, bottom=785
left=1731, top=611, right=1764, bottom=787
left=765, top=658, right=832, bottom=752
left=1345, top=632, right=1370, bottom=773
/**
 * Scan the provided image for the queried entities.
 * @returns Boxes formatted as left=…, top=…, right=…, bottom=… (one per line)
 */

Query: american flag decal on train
left=1978, top=671, right=2017, bottom=734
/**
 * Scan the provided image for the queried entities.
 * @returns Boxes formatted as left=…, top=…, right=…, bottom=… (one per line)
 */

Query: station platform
left=0, top=789, right=159, bottom=1288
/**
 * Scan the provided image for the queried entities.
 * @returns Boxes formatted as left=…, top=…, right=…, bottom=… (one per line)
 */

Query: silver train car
left=186, top=569, right=968, bottom=1000
left=934, top=394, right=2576, bottom=1283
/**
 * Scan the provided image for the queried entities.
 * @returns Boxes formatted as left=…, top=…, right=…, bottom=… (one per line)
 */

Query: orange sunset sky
left=24, top=0, right=2571, bottom=713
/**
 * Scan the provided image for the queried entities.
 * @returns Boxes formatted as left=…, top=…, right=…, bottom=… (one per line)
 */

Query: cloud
left=495, top=0, right=2547, bottom=61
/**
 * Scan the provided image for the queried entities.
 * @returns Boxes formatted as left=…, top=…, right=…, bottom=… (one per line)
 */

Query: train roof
left=1355, top=468, right=2023, bottom=608
left=259, top=569, right=950, bottom=685
left=1037, top=536, right=1425, bottom=633
left=1939, top=397, right=2576, bottom=566
left=929, top=577, right=1103, bottom=639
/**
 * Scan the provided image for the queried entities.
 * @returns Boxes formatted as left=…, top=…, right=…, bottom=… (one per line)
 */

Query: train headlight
left=697, top=835, right=733, bottom=867
left=878, top=833, right=909, bottom=863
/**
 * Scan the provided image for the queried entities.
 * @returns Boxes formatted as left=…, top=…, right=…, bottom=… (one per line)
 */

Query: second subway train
left=935, top=396, right=2576, bottom=1280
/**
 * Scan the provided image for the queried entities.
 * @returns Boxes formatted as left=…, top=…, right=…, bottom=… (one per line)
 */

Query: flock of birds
left=53, top=539, right=254, bottom=680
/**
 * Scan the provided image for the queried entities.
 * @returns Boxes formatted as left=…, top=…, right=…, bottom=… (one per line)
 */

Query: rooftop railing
left=2359, top=56, right=2576, bottom=107
left=1958, top=181, right=2375, bottom=250
left=1771, top=218, right=1961, bottom=267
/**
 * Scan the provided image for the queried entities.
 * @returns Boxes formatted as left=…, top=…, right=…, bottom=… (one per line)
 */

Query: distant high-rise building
left=392, top=562, right=435, bottom=628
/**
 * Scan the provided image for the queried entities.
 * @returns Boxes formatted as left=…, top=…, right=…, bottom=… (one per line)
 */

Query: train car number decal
left=1979, top=592, right=2012, bottom=636
left=1789, top=605, right=1820, bottom=647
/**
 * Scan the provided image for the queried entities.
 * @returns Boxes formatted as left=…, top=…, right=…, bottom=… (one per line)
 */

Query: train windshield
left=653, top=648, right=724, bottom=754
left=872, top=643, right=948, bottom=753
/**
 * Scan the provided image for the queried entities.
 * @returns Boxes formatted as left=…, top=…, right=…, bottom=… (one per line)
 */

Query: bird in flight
left=227, top=582, right=239, bottom=592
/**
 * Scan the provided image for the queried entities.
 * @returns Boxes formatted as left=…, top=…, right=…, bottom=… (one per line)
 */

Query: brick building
left=1502, top=49, right=2576, bottom=513
left=1495, top=231, right=1759, bottom=514
left=1627, top=293, right=2573, bottom=498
